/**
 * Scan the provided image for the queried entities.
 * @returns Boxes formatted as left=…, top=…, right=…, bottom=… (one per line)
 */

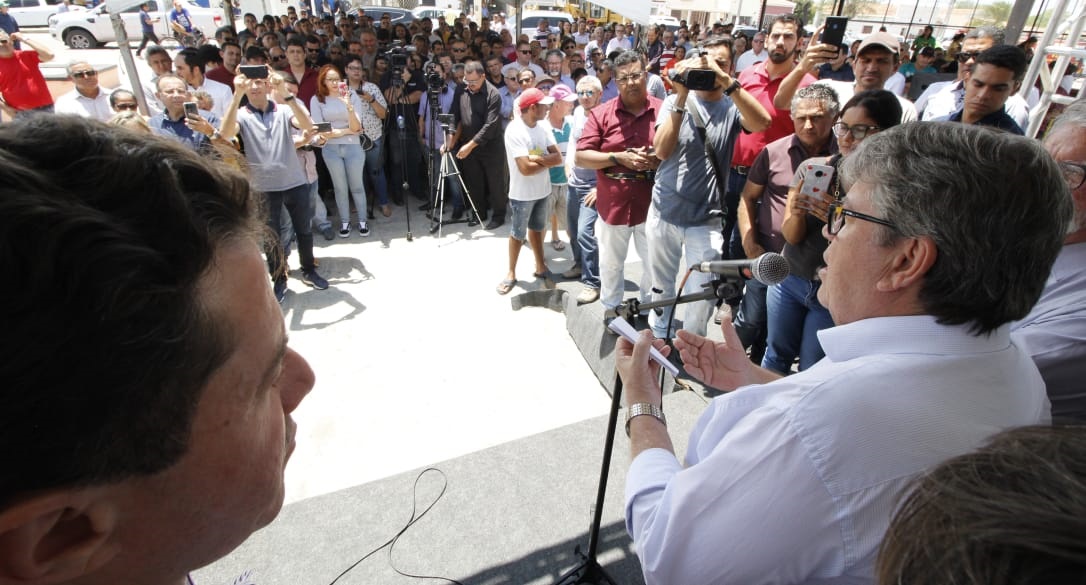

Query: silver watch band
left=626, top=402, right=666, bottom=437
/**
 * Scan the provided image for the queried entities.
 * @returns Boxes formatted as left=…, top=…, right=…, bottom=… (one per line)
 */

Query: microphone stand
left=556, top=276, right=743, bottom=585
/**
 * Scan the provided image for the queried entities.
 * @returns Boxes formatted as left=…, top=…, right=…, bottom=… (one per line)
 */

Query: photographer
left=382, top=48, right=428, bottom=205
left=450, top=60, right=507, bottom=229
left=648, top=37, right=770, bottom=340
left=418, top=60, right=464, bottom=217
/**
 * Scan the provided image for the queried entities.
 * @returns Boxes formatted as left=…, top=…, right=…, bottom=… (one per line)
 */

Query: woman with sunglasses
left=764, top=89, right=901, bottom=374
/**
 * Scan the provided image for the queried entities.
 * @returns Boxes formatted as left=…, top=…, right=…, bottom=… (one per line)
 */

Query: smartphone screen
left=315, top=122, right=333, bottom=133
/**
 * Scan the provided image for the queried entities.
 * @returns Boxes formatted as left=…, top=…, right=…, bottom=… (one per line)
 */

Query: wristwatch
left=626, top=403, right=666, bottom=437
left=724, top=80, right=742, bottom=96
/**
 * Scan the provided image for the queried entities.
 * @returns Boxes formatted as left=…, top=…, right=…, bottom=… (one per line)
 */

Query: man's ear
left=0, top=490, right=120, bottom=584
left=878, top=235, right=937, bottom=292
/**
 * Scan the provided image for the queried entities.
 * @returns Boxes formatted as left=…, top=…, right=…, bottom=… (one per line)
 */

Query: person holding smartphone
left=767, top=89, right=901, bottom=373
left=310, top=64, right=368, bottom=238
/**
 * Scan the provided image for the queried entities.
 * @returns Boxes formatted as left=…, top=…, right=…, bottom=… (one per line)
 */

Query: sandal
left=551, top=240, right=566, bottom=251
left=496, top=278, right=516, bottom=295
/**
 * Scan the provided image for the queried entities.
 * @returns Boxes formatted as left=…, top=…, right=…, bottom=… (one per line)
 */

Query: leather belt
left=732, top=165, right=751, bottom=175
left=605, top=171, right=654, bottom=181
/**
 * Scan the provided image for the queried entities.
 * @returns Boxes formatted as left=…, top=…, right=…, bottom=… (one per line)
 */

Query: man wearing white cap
left=777, top=30, right=918, bottom=123
left=496, top=87, right=563, bottom=295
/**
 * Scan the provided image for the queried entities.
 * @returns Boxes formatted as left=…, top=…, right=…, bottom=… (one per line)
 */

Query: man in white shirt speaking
left=616, top=121, right=1071, bottom=585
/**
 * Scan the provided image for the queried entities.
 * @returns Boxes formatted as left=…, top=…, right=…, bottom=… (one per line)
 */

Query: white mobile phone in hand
left=799, top=163, right=834, bottom=199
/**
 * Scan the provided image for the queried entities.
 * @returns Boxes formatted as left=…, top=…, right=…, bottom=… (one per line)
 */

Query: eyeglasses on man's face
left=518, top=77, right=533, bottom=84
left=114, top=103, right=138, bottom=111
left=1059, top=161, right=1086, bottom=191
left=956, top=51, right=981, bottom=63
left=577, top=90, right=595, bottom=97
left=832, top=122, right=880, bottom=140
left=72, top=70, right=98, bottom=79
left=615, top=71, right=643, bottom=85
left=826, top=202, right=896, bottom=235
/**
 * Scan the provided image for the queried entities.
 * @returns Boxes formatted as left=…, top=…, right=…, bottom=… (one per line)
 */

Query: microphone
left=692, top=253, right=790, bottom=285
left=397, top=115, right=405, bottom=129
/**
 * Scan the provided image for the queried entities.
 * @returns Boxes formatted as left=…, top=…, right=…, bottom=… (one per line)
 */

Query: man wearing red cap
left=497, top=87, right=563, bottom=295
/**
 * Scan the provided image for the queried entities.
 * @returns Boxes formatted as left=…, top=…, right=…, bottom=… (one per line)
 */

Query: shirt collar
left=819, top=315, right=1011, bottom=363
left=244, top=100, right=277, bottom=114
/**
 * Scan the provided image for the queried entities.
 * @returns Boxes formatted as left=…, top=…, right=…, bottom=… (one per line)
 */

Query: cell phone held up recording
left=240, top=64, right=269, bottom=79
left=314, top=122, right=333, bottom=133
left=799, top=163, right=835, bottom=204
left=819, top=16, right=848, bottom=51
left=183, top=101, right=199, bottom=119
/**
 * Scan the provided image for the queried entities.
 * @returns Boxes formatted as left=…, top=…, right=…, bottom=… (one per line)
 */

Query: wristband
left=724, top=80, right=742, bottom=96
left=609, top=153, right=619, bottom=166
left=284, top=94, right=296, bottom=102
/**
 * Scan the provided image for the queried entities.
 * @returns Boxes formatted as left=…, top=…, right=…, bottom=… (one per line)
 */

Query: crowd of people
left=1, top=8, right=1085, bottom=585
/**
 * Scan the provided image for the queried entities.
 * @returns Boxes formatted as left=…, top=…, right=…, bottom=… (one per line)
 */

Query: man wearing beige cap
left=777, top=30, right=918, bottom=123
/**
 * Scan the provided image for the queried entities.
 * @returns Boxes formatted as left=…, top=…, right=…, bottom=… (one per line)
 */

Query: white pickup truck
left=48, top=0, right=224, bottom=49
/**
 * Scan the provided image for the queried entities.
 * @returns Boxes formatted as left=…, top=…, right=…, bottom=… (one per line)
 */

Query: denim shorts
left=509, top=197, right=549, bottom=240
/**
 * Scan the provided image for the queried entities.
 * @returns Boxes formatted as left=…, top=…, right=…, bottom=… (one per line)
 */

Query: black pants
left=264, top=184, right=315, bottom=277
left=458, top=142, right=507, bottom=220
left=136, top=31, right=160, bottom=55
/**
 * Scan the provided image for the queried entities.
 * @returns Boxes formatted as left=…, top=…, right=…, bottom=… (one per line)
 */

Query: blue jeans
left=762, top=274, right=835, bottom=374
left=265, top=183, right=315, bottom=275
left=733, top=276, right=768, bottom=363
left=323, top=142, right=367, bottom=225
left=646, top=207, right=723, bottom=339
left=724, top=168, right=748, bottom=260
left=365, top=136, right=390, bottom=206
left=573, top=185, right=600, bottom=289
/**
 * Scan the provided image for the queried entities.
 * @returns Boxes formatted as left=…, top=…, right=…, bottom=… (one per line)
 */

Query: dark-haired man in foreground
left=617, top=122, right=1071, bottom=584
left=0, top=115, right=315, bottom=585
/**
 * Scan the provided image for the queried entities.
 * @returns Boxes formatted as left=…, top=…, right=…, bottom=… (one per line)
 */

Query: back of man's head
left=975, top=44, right=1028, bottom=82
left=0, top=116, right=260, bottom=505
left=840, top=122, right=1071, bottom=334
left=877, top=424, right=1086, bottom=585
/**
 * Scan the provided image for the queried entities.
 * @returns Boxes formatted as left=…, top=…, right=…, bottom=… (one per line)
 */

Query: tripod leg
left=447, top=152, right=482, bottom=225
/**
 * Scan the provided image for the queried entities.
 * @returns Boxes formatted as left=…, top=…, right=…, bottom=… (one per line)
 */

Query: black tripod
left=428, top=119, right=482, bottom=236
left=391, top=72, right=414, bottom=242
left=555, top=276, right=744, bottom=585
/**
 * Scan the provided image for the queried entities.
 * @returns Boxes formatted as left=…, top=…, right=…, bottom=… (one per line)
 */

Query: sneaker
left=577, top=287, right=599, bottom=304
left=357, top=221, right=370, bottom=236
left=321, top=225, right=334, bottom=241
left=273, top=277, right=288, bottom=303
left=300, top=269, right=329, bottom=290
left=338, top=222, right=350, bottom=238
left=485, top=217, right=504, bottom=230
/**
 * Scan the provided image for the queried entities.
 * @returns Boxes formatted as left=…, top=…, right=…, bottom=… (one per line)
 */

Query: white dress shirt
left=190, top=77, right=233, bottom=119
left=1011, top=241, right=1086, bottom=421
left=735, top=48, right=768, bottom=72
left=918, top=79, right=1030, bottom=128
left=54, top=87, right=114, bottom=121
left=626, top=315, right=1049, bottom=585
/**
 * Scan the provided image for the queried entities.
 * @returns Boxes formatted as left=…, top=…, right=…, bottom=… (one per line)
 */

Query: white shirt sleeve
left=625, top=403, right=845, bottom=585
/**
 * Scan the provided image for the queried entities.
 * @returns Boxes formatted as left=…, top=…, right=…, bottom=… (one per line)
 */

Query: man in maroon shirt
left=575, top=50, right=662, bottom=323
left=0, top=30, right=54, bottom=119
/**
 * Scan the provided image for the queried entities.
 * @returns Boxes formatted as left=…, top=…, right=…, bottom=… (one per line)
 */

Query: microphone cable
left=327, top=467, right=465, bottom=585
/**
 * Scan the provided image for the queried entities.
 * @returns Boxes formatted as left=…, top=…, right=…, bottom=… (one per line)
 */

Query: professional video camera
left=383, top=40, right=416, bottom=86
left=424, top=62, right=445, bottom=92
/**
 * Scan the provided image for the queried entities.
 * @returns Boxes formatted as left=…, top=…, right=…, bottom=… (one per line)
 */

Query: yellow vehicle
left=567, top=1, right=626, bottom=26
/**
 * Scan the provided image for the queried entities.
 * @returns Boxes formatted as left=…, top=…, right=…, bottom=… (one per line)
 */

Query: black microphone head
left=750, top=253, right=790, bottom=285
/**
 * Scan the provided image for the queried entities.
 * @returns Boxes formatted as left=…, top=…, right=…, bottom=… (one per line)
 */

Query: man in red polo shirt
left=0, top=30, right=54, bottom=119
left=575, top=50, right=662, bottom=325
left=724, top=14, right=815, bottom=363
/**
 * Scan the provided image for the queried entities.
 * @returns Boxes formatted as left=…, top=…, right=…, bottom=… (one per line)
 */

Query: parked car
left=518, top=9, right=572, bottom=39
left=48, top=0, right=223, bottom=49
left=7, top=0, right=83, bottom=28
left=346, top=5, right=411, bottom=25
